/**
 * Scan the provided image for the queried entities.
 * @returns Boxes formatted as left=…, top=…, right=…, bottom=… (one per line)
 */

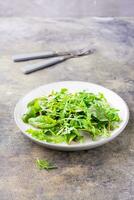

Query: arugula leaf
left=36, top=159, right=57, bottom=170
left=22, top=89, right=121, bottom=144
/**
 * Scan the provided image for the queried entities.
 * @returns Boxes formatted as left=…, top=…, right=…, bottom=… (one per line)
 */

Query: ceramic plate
left=14, top=81, right=129, bottom=151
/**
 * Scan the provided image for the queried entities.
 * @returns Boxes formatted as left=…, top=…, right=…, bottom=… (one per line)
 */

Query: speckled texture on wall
left=0, top=17, right=134, bottom=200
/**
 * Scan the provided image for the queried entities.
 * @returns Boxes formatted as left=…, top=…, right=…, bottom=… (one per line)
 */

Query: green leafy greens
left=22, top=88, right=121, bottom=144
left=36, top=159, right=57, bottom=170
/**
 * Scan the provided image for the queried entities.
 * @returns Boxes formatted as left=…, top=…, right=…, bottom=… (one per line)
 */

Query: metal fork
left=12, top=47, right=95, bottom=74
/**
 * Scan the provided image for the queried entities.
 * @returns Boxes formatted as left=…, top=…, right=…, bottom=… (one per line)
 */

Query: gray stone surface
left=0, top=0, right=134, bottom=17
left=0, top=17, right=134, bottom=200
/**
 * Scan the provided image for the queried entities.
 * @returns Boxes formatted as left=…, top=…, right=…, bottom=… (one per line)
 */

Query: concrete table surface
left=0, top=17, right=134, bottom=200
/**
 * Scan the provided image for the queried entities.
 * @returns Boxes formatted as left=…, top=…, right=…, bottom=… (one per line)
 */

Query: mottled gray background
left=0, top=0, right=134, bottom=17
left=0, top=1, right=134, bottom=200
left=0, top=17, right=134, bottom=200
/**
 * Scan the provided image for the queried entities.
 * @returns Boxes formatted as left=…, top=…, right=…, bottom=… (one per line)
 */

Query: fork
left=12, top=47, right=95, bottom=74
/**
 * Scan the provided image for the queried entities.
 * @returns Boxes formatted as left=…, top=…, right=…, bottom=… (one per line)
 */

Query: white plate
left=14, top=81, right=129, bottom=151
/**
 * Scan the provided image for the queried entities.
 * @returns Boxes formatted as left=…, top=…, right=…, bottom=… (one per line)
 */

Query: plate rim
left=14, top=81, right=129, bottom=150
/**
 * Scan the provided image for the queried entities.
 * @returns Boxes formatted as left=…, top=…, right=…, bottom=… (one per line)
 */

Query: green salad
left=22, top=88, right=121, bottom=144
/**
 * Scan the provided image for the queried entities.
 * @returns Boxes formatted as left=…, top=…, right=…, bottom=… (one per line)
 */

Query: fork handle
left=22, top=56, right=67, bottom=74
left=12, top=51, right=57, bottom=62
